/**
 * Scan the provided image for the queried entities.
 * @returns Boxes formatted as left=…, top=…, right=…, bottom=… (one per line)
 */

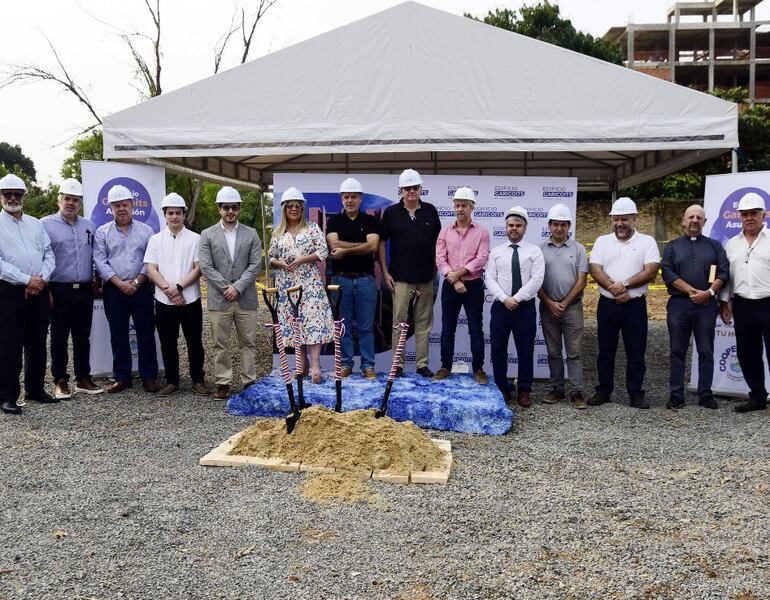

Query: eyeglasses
left=1, top=191, right=24, bottom=200
left=401, top=185, right=420, bottom=192
left=284, top=203, right=303, bottom=210
left=220, top=205, right=240, bottom=212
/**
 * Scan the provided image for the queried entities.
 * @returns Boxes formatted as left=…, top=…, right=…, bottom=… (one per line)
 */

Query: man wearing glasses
left=378, top=169, right=442, bottom=377
left=0, top=174, right=56, bottom=414
left=198, top=186, right=262, bottom=400
left=719, top=192, right=770, bottom=413
left=41, top=178, right=104, bottom=400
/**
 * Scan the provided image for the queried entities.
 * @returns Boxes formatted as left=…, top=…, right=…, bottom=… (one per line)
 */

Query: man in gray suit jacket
left=198, top=186, right=261, bottom=399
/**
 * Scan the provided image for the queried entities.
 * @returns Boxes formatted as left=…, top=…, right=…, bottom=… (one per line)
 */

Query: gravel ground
left=1, top=309, right=769, bottom=600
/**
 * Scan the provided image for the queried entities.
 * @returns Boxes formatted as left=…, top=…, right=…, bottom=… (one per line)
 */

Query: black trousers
left=0, top=281, right=50, bottom=401
left=50, top=284, right=95, bottom=382
left=732, top=295, right=770, bottom=404
left=155, top=299, right=205, bottom=385
left=596, top=295, right=648, bottom=396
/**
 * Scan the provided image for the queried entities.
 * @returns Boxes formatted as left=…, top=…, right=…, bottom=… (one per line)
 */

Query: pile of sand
left=299, top=472, right=381, bottom=505
left=229, top=405, right=444, bottom=474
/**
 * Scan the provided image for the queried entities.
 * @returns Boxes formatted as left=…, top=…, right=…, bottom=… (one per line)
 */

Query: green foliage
left=0, top=142, right=37, bottom=181
left=467, top=2, right=624, bottom=65
left=61, top=131, right=104, bottom=180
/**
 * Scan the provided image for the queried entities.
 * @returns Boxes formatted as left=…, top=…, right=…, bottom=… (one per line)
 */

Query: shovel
left=262, top=287, right=300, bottom=434
left=326, top=284, right=344, bottom=413
left=375, top=289, right=419, bottom=419
left=286, top=285, right=310, bottom=410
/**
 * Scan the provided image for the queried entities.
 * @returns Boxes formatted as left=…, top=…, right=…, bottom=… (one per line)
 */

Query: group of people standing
left=1, top=168, right=768, bottom=416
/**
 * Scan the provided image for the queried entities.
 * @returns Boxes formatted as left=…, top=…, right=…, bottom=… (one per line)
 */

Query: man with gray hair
left=661, top=204, right=728, bottom=410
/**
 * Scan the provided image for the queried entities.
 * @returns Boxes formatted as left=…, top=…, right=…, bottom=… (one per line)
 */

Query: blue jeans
left=103, top=282, right=158, bottom=383
left=490, top=300, right=536, bottom=393
left=596, top=295, right=647, bottom=396
left=667, top=295, right=718, bottom=401
left=440, top=279, right=485, bottom=372
left=332, top=275, right=377, bottom=370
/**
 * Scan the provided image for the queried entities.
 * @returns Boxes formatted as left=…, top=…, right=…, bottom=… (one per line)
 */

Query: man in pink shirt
left=433, top=187, right=491, bottom=384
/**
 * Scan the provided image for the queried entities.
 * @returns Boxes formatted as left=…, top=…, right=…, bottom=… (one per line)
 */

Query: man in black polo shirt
left=326, top=178, right=380, bottom=379
left=377, top=169, right=442, bottom=377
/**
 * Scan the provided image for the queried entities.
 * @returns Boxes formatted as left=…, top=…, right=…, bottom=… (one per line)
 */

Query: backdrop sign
left=81, top=160, right=165, bottom=376
left=273, top=173, right=578, bottom=378
left=692, top=171, right=770, bottom=396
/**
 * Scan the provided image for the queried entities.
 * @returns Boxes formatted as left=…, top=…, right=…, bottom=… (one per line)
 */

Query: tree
left=467, top=2, right=624, bottom=65
left=0, top=142, right=36, bottom=180
left=60, top=131, right=103, bottom=180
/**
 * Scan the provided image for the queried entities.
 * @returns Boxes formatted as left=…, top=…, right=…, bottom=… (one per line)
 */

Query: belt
left=50, top=281, right=92, bottom=289
left=335, top=272, right=371, bottom=279
left=599, top=294, right=646, bottom=304
left=734, top=295, right=770, bottom=303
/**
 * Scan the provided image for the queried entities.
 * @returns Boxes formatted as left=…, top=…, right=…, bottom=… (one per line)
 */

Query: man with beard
left=661, top=205, right=728, bottom=409
left=588, top=197, right=660, bottom=409
left=720, top=192, right=770, bottom=413
left=0, top=173, right=56, bottom=414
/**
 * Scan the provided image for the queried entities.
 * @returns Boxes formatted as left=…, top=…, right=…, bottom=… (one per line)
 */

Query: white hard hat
left=609, top=196, right=637, bottom=216
left=0, top=173, right=27, bottom=192
left=280, top=187, right=306, bottom=204
left=107, top=184, right=133, bottom=203
left=505, top=206, right=528, bottom=223
left=737, top=192, right=766, bottom=212
left=398, top=169, right=423, bottom=188
left=161, top=192, right=187, bottom=210
left=452, top=187, right=476, bottom=204
left=216, top=186, right=241, bottom=204
left=339, top=178, right=363, bottom=194
left=59, top=178, right=83, bottom=197
left=547, top=203, right=572, bottom=222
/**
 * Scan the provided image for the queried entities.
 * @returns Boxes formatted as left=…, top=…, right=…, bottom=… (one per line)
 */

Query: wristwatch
left=132, top=278, right=140, bottom=289
left=708, top=287, right=716, bottom=297
left=176, top=283, right=184, bottom=293
left=622, top=279, right=630, bottom=288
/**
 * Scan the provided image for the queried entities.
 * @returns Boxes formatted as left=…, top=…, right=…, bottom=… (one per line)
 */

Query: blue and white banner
left=81, top=160, right=165, bottom=377
left=273, top=173, right=577, bottom=379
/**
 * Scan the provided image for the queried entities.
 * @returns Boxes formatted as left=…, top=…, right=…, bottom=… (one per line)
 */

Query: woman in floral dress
left=268, top=187, right=333, bottom=382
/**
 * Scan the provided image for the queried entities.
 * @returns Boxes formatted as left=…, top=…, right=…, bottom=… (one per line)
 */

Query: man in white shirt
left=719, top=192, right=770, bottom=413
left=144, top=193, right=206, bottom=397
left=484, top=206, right=545, bottom=408
left=588, top=197, right=660, bottom=409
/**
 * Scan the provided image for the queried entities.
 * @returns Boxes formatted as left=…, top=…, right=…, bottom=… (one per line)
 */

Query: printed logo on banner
left=709, top=186, right=770, bottom=245
left=90, top=177, right=161, bottom=231
left=718, top=344, right=744, bottom=382
left=474, top=206, right=505, bottom=219
left=494, top=185, right=525, bottom=198
left=542, top=186, right=574, bottom=198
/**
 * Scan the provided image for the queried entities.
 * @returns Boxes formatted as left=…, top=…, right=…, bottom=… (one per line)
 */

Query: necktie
left=510, top=244, right=522, bottom=296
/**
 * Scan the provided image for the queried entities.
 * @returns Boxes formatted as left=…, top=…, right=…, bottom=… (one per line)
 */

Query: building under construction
left=603, top=0, right=770, bottom=103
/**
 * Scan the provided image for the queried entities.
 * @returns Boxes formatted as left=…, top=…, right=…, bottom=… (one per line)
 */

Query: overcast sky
left=4, top=0, right=770, bottom=183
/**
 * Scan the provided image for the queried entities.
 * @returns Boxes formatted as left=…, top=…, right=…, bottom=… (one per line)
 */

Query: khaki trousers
left=208, top=304, right=258, bottom=385
left=393, top=280, right=434, bottom=369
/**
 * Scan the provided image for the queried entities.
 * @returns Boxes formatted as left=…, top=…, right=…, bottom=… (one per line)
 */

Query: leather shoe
left=362, top=368, right=377, bottom=380
left=501, top=389, right=515, bottom=409
left=517, top=389, right=532, bottom=408
left=734, top=399, right=767, bottom=413
left=587, top=391, right=610, bottom=406
left=54, top=379, right=72, bottom=400
left=25, top=390, right=59, bottom=404
left=75, top=378, right=104, bottom=395
left=570, top=390, right=587, bottom=410
left=629, top=391, right=650, bottom=410
left=191, top=382, right=209, bottom=396
left=340, top=367, right=353, bottom=378
left=542, top=389, right=565, bottom=404
left=666, top=397, right=686, bottom=410
left=142, top=380, right=159, bottom=393
left=106, top=380, right=133, bottom=394
left=2, top=399, right=22, bottom=414
left=431, top=368, right=452, bottom=381
left=698, top=396, right=719, bottom=410
left=416, top=366, right=434, bottom=378
left=473, top=370, right=489, bottom=385
left=212, top=385, right=230, bottom=400
left=157, top=384, right=179, bottom=397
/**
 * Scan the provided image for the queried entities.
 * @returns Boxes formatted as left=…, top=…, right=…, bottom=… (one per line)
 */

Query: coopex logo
left=718, top=344, right=744, bottom=382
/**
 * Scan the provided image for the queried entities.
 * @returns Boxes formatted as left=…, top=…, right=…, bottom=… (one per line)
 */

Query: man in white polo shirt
left=588, top=197, right=660, bottom=409
left=144, top=193, right=206, bottom=397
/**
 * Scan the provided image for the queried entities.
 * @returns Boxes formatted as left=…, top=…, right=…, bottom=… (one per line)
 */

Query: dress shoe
left=54, top=379, right=72, bottom=400
left=340, top=366, right=353, bottom=378
left=542, top=389, right=565, bottom=404
left=212, top=385, right=230, bottom=400
left=570, top=390, right=587, bottom=410
left=587, top=391, right=610, bottom=406
left=106, top=380, right=133, bottom=394
left=75, top=378, right=104, bottom=395
left=473, top=370, right=489, bottom=385
left=157, top=384, right=179, bottom=397
left=431, top=368, right=452, bottom=381
left=25, top=391, right=59, bottom=404
left=191, top=382, right=209, bottom=396
left=142, top=380, right=159, bottom=393
left=734, top=399, right=767, bottom=413
left=698, top=396, right=719, bottom=410
left=2, top=399, right=22, bottom=414
left=394, top=367, right=404, bottom=378
left=362, top=368, right=377, bottom=380
left=517, top=389, right=532, bottom=408
left=629, top=391, right=650, bottom=410
left=666, top=396, right=686, bottom=410
left=416, top=366, right=434, bottom=378
left=501, top=389, right=515, bottom=409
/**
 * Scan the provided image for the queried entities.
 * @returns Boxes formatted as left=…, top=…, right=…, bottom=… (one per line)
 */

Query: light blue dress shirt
left=41, top=213, right=95, bottom=283
left=0, top=209, right=55, bottom=285
left=93, top=219, right=154, bottom=281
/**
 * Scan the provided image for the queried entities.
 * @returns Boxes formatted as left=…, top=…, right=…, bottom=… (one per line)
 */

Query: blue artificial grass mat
left=227, top=372, right=514, bottom=435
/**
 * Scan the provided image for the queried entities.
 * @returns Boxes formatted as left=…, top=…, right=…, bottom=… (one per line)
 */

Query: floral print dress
left=269, top=222, right=333, bottom=344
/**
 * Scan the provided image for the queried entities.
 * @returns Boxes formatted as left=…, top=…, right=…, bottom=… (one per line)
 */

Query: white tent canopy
left=103, top=1, right=739, bottom=192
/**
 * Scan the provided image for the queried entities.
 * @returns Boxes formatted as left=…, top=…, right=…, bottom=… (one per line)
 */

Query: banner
left=272, top=173, right=578, bottom=379
left=81, top=160, right=165, bottom=376
left=692, top=171, right=770, bottom=396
